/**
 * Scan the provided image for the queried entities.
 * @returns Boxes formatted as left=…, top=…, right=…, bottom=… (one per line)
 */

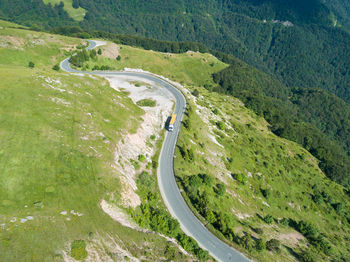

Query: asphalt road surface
left=60, top=40, right=251, bottom=262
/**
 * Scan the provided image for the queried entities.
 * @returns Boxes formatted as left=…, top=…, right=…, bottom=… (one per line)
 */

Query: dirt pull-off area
left=107, top=76, right=174, bottom=208
left=101, top=42, right=120, bottom=59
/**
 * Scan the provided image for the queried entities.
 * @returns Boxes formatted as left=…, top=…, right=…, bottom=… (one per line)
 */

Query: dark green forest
left=0, top=0, right=349, bottom=187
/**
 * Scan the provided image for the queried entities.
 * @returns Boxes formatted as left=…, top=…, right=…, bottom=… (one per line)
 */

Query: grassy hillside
left=0, top=22, right=192, bottom=261
left=77, top=41, right=228, bottom=87
left=174, top=87, right=350, bottom=261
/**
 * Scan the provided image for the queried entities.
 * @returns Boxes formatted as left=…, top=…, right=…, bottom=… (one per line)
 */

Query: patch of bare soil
left=278, top=232, right=305, bottom=247
left=0, top=35, right=25, bottom=49
left=107, top=76, right=174, bottom=208
left=100, top=200, right=140, bottom=230
left=101, top=42, right=120, bottom=59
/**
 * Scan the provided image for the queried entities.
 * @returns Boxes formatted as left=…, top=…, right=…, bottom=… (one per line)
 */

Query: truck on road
left=168, top=114, right=177, bottom=132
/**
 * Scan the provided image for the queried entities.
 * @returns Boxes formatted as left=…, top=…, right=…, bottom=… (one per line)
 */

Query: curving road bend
left=60, top=40, right=250, bottom=262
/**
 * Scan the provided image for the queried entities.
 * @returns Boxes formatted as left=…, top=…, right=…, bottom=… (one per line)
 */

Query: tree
left=97, top=48, right=102, bottom=55
left=266, top=239, right=281, bottom=253
left=28, top=61, right=35, bottom=68
left=72, top=0, right=79, bottom=9
left=89, top=49, right=97, bottom=59
left=116, top=55, right=121, bottom=61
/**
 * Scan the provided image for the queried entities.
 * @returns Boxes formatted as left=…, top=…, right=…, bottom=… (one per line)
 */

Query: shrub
left=152, top=160, right=158, bottom=169
left=71, top=240, right=88, bottom=260
left=176, top=233, right=197, bottom=253
left=97, top=48, right=102, bottom=55
left=52, top=64, right=60, bottom=71
left=299, top=249, right=317, bottom=262
left=216, top=121, right=225, bottom=130
left=296, top=221, right=319, bottom=241
left=255, top=239, right=266, bottom=252
left=138, top=171, right=153, bottom=187
left=241, top=234, right=255, bottom=251
left=196, top=248, right=209, bottom=260
left=89, top=49, right=97, bottom=59
left=312, top=193, right=323, bottom=204
left=136, top=99, right=156, bottom=107
left=279, top=218, right=289, bottom=226
left=263, top=215, right=274, bottom=224
left=116, top=55, right=121, bottom=61
left=232, top=173, right=247, bottom=185
left=189, top=175, right=202, bottom=188
left=255, top=228, right=263, bottom=234
left=200, top=174, right=213, bottom=186
left=206, top=211, right=217, bottom=224
left=261, top=188, right=271, bottom=199
left=266, top=239, right=281, bottom=253
left=212, top=108, right=219, bottom=115
left=164, top=245, right=177, bottom=260
left=216, top=183, right=226, bottom=196
left=150, top=134, right=156, bottom=140
left=183, top=118, right=191, bottom=130
left=28, top=61, right=35, bottom=68
left=192, top=89, right=199, bottom=97
left=187, top=148, right=194, bottom=161
left=138, top=154, right=146, bottom=162
left=332, top=202, right=344, bottom=213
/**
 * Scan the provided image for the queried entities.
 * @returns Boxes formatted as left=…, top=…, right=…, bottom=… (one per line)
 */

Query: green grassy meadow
left=83, top=43, right=228, bottom=87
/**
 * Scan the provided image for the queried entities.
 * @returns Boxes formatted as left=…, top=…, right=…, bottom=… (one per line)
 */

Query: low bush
left=136, top=99, right=156, bottom=107
left=263, top=215, right=274, bottom=224
left=266, top=239, right=281, bottom=253
left=71, top=240, right=88, bottom=260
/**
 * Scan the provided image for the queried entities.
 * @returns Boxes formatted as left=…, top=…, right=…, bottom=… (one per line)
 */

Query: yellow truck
left=168, top=114, right=177, bottom=132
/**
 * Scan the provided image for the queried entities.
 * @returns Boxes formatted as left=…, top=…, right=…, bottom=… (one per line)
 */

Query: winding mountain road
left=60, top=40, right=250, bottom=262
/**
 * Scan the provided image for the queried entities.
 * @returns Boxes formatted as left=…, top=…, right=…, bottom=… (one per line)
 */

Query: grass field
left=174, top=87, right=350, bottom=261
left=42, top=0, right=86, bottom=21
left=0, top=25, right=82, bottom=70
left=83, top=42, right=229, bottom=87
left=0, top=21, right=192, bottom=261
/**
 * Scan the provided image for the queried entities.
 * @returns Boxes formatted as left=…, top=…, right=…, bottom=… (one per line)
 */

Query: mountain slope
left=0, top=21, right=196, bottom=261
left=175, top=86, right=350, bottom=262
